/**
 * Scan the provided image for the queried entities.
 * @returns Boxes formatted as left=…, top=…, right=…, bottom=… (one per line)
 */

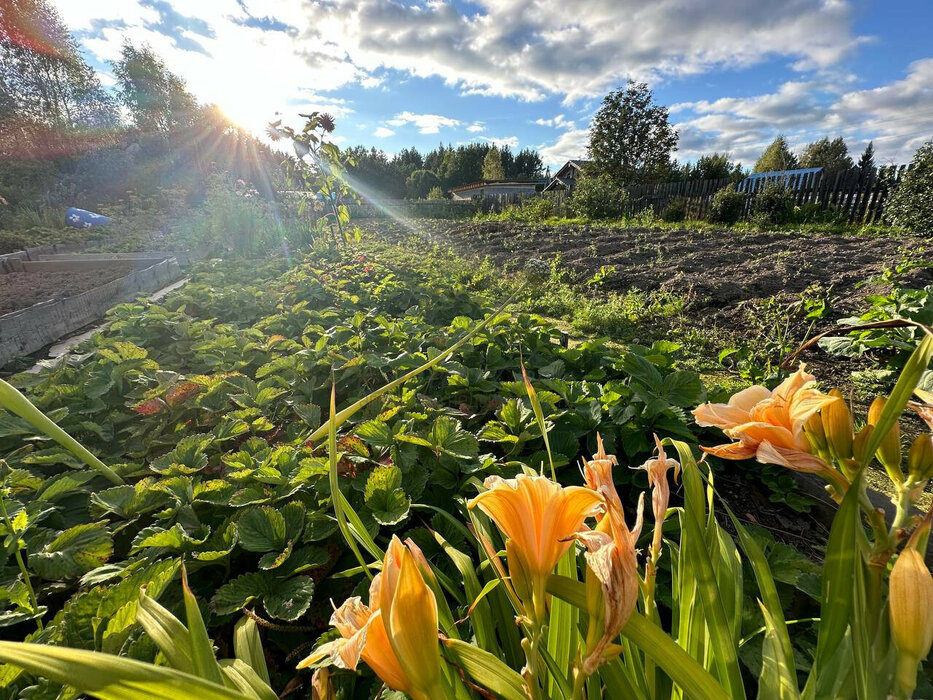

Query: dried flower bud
left=868, top=397, right=903, bottom=483
left=821, top=391, right=852, bottom=460
left=908, top=434, right=933, bottom=482
left=889, top=547, right=933, bottom=698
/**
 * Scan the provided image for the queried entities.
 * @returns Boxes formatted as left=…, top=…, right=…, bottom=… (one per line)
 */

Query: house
left=449, top=180, right=542, bottom=200
left=542, top=159, right=593, bottom=194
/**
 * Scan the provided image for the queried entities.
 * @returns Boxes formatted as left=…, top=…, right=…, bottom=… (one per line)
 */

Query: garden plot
left=0, top=252, right=185, bottom=366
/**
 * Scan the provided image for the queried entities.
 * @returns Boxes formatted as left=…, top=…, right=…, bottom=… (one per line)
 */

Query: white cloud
left=373, top=126, right=395, bottom=138
left=535, top=114, right=576, bottom=129
left=482, top=135, right=520, bottom=148
left=467, top=121, right=485, bottom=133
left=539, top=128, right=590, bottom=168
left=386, top=111, right=461, bottom=134
left=672, top=60, right=933, bottom=164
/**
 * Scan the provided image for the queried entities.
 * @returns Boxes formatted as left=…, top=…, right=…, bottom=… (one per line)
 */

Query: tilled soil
left=0, top=265, right=135, bottom=316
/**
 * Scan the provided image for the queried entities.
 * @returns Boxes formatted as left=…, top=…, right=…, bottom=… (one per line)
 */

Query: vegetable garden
left=0, top=225, right=929, bottom=699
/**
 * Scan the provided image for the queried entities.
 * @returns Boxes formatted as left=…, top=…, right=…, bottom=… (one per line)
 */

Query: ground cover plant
left=0, top=236, right=929, bottom=698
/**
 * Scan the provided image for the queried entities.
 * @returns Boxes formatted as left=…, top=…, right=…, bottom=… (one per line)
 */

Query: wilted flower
left=319, top=113, right=336, bottom=133
left=298, top=537, right=443, bottom=700
left=635, top=435, right=680, bottom=562
left=469, top=473, right=602, bottom=621
left=577, top=437, right=643, bottom=674
left=692, top=365, right=844, bottom=488
left=310, top=668, right=334, bottom=700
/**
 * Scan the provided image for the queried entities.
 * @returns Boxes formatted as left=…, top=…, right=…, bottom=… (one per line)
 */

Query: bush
left=752, top=182, right=794, bottom=225
left=707, top=183, right=746, bottom=225
left=886, top=141, right=933, bottom=234
left=426, top=186, right=446, bottom=200
left=660, top=197, right=686, bottom=222
left=569, top=173, right=628, bottom=220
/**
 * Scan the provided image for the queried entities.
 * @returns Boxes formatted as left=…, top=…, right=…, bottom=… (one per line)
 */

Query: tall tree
left=112, top=41, right=197, bottom=132
left=799, top=136, right=853, bottom=172
left=753, top=135, right=799, bottom=173
left=687, top=152, right=745, bottom=181
left=857, top=141, right=875, bottom=175
left=482, top=147, right=505, bottom=179
left=587, top=80, right=678, bottom=185
left=0, top=0, right=117, bottom=129
left=510, top=148, right=544, bottom=179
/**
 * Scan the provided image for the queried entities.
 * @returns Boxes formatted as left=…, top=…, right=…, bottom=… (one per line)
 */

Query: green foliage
left=752, top=182, right=795, bottom=225
left=708, top=183, right=747, bottom=225
left=682, top=153, right=745, bottom=181
left=799, top=136, right=853, bottom=172
left=568, top=173, right=628, bottom=220
left=886, top=141, right=933, bottom=235
left=588, top=80, right=679, bottom=185
left=426, top=185, right=446, bottom=201
left=482, top=147, right=505, bottom=180
left=753, top=135, right=798, bottom=173
left=659, top=197, right=686, bottom=222
left=406, top=169, right=441, bottom=199
left=111, top=41, right=197, bottom=132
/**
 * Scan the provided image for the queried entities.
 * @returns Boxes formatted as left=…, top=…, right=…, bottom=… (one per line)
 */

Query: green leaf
left=237, top=507, right=286, bottom=553
left=441, top=638, right=527, bottom=700
left=363, top=464, right=410, bottom=526
left=758, top=602, right=801, bottom=700
left=136, top=588, right=194, bottom=675
left=29, top=523, right=113, bottom=580
left=355, top=419, right=396, bottom=447
left=211, top=572, right=314, bottom=621
left=182, top=566, right=224, bottom=685
left=218, top=659, right=278, bottom=700
left=233, top=616, right=269, bottom=685
left=660, top=371, right=704, bottom=407
left=0, top=641, right=249, bottom=699
left=430, top=416, right=479, bottom=459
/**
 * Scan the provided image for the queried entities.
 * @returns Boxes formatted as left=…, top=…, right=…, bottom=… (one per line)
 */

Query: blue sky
left=54, top=0, right=932, bottom=169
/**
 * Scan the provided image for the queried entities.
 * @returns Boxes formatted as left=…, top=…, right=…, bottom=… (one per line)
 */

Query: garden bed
left=0, top=265, right=134, bottom=315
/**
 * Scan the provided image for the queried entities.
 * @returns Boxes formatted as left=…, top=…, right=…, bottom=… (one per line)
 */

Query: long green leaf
left=669, top=440, right=747, bottom=699
left=181, top=565, right=224, bottom=685
left=860, top=333, right=933, bottom=467
left=758, top=602, right=802, bottom=700
left=0, top=641, right=248, bottom=700
left=806, top=469, right=863, bottom=699
left=0, top=378, right=123, bottom=484
left=442, top=638, right=527, bottom=700
left=218, top=659, right=278, bottom=700
left=547, top=576, right=730, bottom=700
left=435, top=531, right=494, bottom=651
left=233, top=616, right=269, bottom=685
left=136, top=588, right=194, bottom=674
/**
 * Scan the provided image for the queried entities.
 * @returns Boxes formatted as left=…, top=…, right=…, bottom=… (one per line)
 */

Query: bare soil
left=0, top=264, right=134, bottom=315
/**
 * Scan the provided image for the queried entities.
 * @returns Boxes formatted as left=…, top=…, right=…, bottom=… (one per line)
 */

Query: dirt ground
left=0, top=264, right=134, bottom=315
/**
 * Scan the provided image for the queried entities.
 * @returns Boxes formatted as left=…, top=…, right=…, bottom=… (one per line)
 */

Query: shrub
left=660, top=197, right=686, bottom=222
left=886, top=141, right=933, bottom=235
left=753, top=182, right=795, bottom=225
left=707, top=183, right=746, bottom=225
left=569, top=173, right=628, bottom=220
left=426, top=186, right=446, bottom=200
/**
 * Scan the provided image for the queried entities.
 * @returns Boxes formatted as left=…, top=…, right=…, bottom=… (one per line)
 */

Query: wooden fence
left=620, top=164, right=912, bottom=223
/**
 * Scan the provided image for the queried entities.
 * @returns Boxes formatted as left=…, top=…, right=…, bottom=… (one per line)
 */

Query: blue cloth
left=65, top=207, right=112, bottom=228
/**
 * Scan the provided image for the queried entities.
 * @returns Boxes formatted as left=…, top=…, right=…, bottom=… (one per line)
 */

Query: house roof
left=449, top=180, right=542, bottom=193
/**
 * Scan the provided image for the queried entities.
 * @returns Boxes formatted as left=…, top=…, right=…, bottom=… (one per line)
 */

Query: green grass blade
left=521, top=362, right=554, bottom=479
left=181, top=565, right=225, bottom=686
left=0, top=378, right=123, bottom=484
left=547, top=551, right=578, bottom=695
left=434, top=531, right=495, bottom=651
left=233, top=616, right=269, bottom=685
left=537, top=644, right=572, bottom=699
left=0, top=641, right=248, bottom=700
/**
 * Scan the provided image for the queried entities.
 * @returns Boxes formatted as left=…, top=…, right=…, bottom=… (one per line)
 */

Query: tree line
left=343, top=143, right=545, bottom=200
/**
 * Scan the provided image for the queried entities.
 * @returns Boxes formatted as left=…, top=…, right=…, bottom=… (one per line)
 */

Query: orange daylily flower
left=576, top=436, right=644, bottom=674
left=298, top=537, right=443, bottom=700
left=469, top=473, right=603, bottom=618
left=692, top=365, right=836, bottom=476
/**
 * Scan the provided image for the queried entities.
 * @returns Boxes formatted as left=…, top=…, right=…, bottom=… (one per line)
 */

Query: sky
left=53, top=0, right=933, bottom=170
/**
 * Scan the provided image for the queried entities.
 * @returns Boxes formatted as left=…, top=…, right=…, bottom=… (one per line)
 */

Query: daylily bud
left=889, top=547, right=933, bottom=698
left=804, top=411, right=828, bottom=454
left=311, top=668, right=335, bottom=700
left=821, top=391, right=852, bottom=460
left=908, top=434, right=933, bottom=482
left=868, top=397, right=903, bottom=483
left=853, top=424, right=873, bottom=465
